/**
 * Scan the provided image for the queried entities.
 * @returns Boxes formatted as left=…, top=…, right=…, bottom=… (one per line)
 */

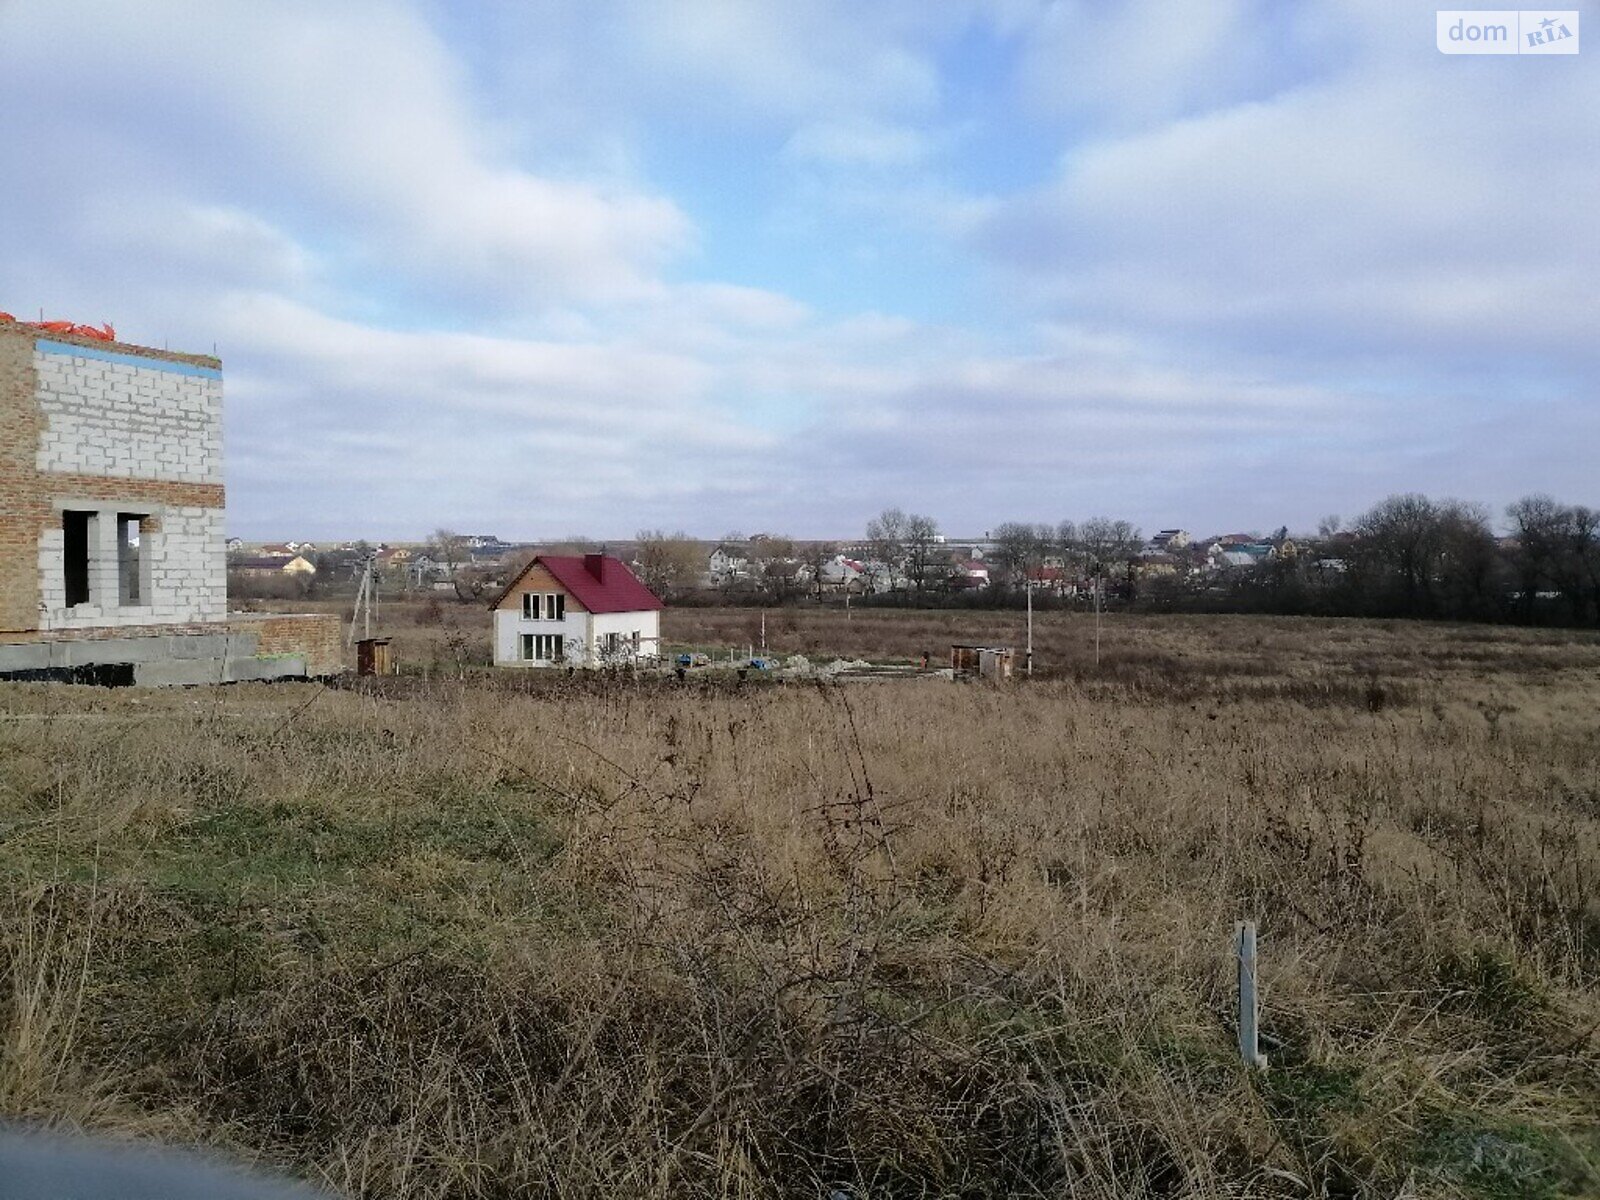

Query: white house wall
left=494, top=608, right=589, bottom=666
left=588, top=610, right=660, bottom=663
left=493, top=607, right=660, bottom=667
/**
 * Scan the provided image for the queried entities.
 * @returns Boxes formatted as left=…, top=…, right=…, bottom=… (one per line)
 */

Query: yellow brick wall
left=0, top=332, right=44, bottom=632
left=229, top=613, right=345, bottom=675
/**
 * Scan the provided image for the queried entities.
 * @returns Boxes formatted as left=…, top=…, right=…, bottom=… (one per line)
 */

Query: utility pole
left=1093, top=568, right=1102, bottom=669
left=1025, top=573, right=1034, bottom=678
left=347, top=553, right=377, bottom=647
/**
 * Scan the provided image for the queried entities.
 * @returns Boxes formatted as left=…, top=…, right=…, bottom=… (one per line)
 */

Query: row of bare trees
left=984, top=519, right=1144, bottom=587
left=866, top=494, right=1600, bottom=626
left=864, top=508, right=940, bottom=593
left=1134, top=493, right=1600, bottom=626
left=1504, top=496, right=1600, bottom=625
left=424, top=490, right=1600, bottom=627
left=1273, top=492, right=1599, bottom=623
left=636, top=530, right=843, bottom=602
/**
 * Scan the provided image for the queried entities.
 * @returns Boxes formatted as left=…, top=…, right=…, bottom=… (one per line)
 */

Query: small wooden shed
left=356, top=637, right=393, bottom=677
left=950, top=643, right=1014, bottom=681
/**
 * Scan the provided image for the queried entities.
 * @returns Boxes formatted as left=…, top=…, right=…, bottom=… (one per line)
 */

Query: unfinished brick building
left=0, top=319, right=341, bottom=684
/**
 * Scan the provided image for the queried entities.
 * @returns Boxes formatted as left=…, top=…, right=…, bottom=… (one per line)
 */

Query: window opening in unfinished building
left=62, top=510, right=94, bottom=607
left=118, top=514, right=146, bottom=605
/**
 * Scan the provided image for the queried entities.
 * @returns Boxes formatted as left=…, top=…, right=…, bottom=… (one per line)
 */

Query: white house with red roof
left=490, top=553, right=664, bottom=667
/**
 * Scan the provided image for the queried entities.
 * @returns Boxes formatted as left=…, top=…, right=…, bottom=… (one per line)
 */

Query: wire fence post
left=1236, top=920, right=1267, bottom=1069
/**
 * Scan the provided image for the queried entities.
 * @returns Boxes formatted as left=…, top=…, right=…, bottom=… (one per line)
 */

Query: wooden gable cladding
left=493, top=562, right=588, bottom=612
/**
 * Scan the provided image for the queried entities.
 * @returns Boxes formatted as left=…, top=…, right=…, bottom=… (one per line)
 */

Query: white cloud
left=783, top=120, right=934, bottom=167
left=979, top=31, right=1600, bottom=365
left=621, top=1, right=945, bottom=122
left=2, top=0, right=1594, bottom=541
left=0, top=1, right=690, bottom=312
left=1011, top=0, right=1333, bottom=129
left=80, top=202, right=314, bottom=293
left=671, top=284, right=812, bottom=332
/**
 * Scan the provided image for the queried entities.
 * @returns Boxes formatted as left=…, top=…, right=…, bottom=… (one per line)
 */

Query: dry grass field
left=3, top=609, right=1599, bottom=1197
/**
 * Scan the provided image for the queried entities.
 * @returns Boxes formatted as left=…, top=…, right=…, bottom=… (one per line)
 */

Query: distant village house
left=491, top=553, right=663, bottom=668
left=232, top=554, right=316, bottom=578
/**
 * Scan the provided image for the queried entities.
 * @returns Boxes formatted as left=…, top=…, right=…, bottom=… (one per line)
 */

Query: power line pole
left=1025, top=571, right=1034, bottom=678
left=347, top=553, right=376, bottom=647
left=1094, top=567, right=1102, bottom=669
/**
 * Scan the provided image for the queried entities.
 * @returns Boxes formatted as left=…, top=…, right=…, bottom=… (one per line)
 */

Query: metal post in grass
left=1236, top=921, right=1268, bottom=1069
left=1026, top=574, right=1034, bottom=678
left=1093, top=571, right=1102, bottom=669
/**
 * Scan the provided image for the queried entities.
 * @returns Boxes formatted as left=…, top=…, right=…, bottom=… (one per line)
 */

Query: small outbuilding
left=491, top=553, right=663, bottom=668
left=950, top=643, right=1015, bottom=681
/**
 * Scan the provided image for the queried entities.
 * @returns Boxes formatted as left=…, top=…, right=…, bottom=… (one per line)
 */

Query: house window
left=117, top=513, right=146, bottom=605
left=522, top=593, right=566, bottom=620
left=62, top=511, right=93, bottom=607
left=520, top=633, right=564, bottom=661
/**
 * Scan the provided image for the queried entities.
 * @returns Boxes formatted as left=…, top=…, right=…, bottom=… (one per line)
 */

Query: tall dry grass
left=1, top=614, right=1598, bottom=1197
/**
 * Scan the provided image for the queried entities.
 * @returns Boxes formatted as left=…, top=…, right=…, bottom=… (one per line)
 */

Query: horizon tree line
left=252, top=491, right=1598, bottom=629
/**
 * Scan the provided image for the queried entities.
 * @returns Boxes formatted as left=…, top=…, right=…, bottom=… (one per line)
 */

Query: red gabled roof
left=495, top=554, right=663, bottom=614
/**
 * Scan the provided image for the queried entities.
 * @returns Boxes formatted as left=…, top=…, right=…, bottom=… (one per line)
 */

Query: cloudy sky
left=1, top=1, right=1594, bottom=540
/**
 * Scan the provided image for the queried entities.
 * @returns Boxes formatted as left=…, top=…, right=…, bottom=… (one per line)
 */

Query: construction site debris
left=0, top=312, right=117, bottom=341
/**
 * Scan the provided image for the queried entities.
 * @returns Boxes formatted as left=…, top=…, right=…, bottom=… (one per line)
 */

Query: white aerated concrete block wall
left=34, top=350, right=222, bottom=485
left=148, top=507, right=227, bottom=622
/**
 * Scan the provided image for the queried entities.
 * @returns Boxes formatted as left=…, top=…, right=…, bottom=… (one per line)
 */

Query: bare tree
left=424, top=528, right=460, bottom=589
left=423, top=529, right=482, bottom=601
left=1077, top=517, right=1142, bottom=572
left=1437, top=501, right=1500, bottom=619
left=1507, top=495, right=1600, bottom=624
left=797, top=540, right=838, bottom=600
left=1568, top=506, right=1600, bottom=624
left=865, top=508, right=909, bottom=592
left=1354, top=494, right=1496, bottom=617
left=1354, top=494, right=1445, bottom=614
left=749, top=534, right=800, bottom=601
left=903, top=513, right=942, bottom=595
left=1076, top=517, right=1143, bottom=603
left=635, top=529, right=703, bottom=599
left=990, top=522, right=1050, bottom=590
